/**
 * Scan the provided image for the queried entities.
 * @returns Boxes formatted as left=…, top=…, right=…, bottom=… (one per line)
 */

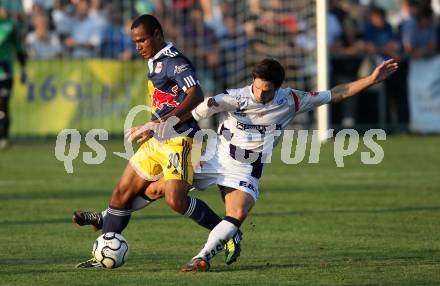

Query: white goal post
left=316, top=0, right=329, bottom=142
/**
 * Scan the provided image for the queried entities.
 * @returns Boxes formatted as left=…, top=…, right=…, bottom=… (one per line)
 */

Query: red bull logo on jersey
left=151, top=85, right=179, bottom=110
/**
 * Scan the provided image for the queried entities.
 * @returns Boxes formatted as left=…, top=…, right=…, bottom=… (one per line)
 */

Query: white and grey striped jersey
left=192, top=85, right=331, bottom=153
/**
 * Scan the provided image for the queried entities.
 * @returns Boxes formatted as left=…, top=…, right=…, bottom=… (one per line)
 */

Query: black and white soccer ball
left=93, top=232, right=129, bottom=268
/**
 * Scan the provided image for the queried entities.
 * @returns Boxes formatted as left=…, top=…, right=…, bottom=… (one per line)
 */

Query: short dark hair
left=131, top=14, right=163, bottom=37
left=252, top=59, right=285, bottom=89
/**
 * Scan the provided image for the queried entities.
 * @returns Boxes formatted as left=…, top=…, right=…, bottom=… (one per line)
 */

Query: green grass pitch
left=1, top=135, right=439, bottom=285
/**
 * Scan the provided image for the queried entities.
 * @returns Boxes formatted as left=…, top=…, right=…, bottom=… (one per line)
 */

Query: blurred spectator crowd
left=330, top=0, right=438, bottom=62
left=329, top=0, right=439, bottom=129
left=2, top=0, right=440, bottom=129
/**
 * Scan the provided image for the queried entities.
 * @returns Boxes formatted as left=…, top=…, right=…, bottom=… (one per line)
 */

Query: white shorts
left=193, top=150, right=263, bottom=202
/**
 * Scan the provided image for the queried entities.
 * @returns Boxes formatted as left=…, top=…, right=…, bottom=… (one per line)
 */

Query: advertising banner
left=11, top=59, right=149, bottom=136
left=408, top=55, right=440, bottom=133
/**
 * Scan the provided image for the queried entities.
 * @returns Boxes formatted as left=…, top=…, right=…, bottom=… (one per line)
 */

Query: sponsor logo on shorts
left=239, top=181, right=256, bottom=193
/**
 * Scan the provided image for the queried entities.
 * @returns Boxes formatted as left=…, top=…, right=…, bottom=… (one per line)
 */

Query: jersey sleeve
left=192, top=91, right=241, bottom=121
left=290, top=89, right=331, bottom=114
left=167, top=57, right=200, bottom=92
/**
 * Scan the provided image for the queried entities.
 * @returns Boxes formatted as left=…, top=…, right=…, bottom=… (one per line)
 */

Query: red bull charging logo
left=151, top=85, right=179, bottom=110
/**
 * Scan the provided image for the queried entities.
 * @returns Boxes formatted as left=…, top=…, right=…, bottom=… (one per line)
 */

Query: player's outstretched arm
left=330, top=58, right=399, bottom=103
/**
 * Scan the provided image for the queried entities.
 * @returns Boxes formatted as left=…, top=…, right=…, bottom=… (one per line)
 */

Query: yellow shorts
left=129, top=136, right=194, bottom=184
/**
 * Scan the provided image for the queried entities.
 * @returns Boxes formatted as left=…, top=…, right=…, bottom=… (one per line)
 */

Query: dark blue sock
left=102, top=206, right=131, bottom=234
left=184, top=197, right=222, bottom=230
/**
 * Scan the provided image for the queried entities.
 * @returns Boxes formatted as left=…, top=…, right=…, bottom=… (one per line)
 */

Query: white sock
left=101, top=195, right=153, bottom=219
left=195, top=219, right=238, bottom=261
left=131, top=195, right=153, bottom=211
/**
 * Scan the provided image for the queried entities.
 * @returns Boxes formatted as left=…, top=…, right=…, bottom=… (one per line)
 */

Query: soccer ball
left=93, top=232, right=129, bottom=268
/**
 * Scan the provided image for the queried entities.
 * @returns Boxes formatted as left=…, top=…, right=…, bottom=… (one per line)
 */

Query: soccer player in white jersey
left=77, top=58, right=398, bottom=271
left=147, top=57, right=398, bottom=271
